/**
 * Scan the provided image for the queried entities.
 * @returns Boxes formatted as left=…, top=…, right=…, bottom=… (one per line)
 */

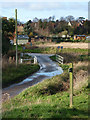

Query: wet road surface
left=2, top=53, right=63, bottom=100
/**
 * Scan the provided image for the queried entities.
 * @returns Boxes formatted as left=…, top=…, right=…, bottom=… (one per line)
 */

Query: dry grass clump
left=73, top=70, right=88, bottom=91
left=73, top=61, right=88, bottom=69
left=73, top=61, right=88, bottom=91
left=2, top=55, right=16, bottom=69
left=58, top=53, right=80, bottom=63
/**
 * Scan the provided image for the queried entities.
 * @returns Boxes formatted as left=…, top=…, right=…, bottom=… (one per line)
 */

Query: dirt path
left=37, top=42, right=89, bottom=49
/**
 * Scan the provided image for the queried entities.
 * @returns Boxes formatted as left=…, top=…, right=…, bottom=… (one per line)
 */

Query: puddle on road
left=19, top=66, right=63, bottom=85
left=37, top=67, right=63, bottom=77
left=18, top=54, right=63, bottom=84
left=22, top=78, right=33, bottom=82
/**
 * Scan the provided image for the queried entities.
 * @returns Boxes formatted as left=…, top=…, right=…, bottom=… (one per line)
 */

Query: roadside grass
left=2, top=68, right=88, bottom=119
left=2, top=64, right=40, bottom=88
left=2, top=62, right=89, bottom=119
left=23, top=47, right=88, bottom=54
left=2, top=88, right=88, bottom=119
left=11, top=45, right=88, bottom=54
left=50, top=55, right=56, bottom=61
left=74, top=65, right=88, bottom=72
left=59, top=64, right=69, bottom=70
left=61, top=48, right=88, bottom=54
left=50, top=53, right=89, bottom=64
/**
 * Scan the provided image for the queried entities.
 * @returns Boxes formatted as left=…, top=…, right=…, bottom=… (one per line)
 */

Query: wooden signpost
left=69, top=63, right=73, bottom=108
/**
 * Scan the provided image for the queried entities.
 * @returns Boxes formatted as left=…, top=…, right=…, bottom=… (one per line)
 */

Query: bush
left=79, top=55, right=90, bottom=61
left=59, top=64, right=69, bottom=71
left=2, top=35, right=11, bottom=55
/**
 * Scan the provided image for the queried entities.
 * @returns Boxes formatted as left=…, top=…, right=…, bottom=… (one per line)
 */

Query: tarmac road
left=2, top=53, right=63, bottom=101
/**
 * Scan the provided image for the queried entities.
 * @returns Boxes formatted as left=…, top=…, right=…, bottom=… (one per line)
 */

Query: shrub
left=59, top=64, right=69, bottom=71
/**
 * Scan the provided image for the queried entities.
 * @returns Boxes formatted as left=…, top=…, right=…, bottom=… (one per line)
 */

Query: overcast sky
left=0, top=0, right=89, bottom=23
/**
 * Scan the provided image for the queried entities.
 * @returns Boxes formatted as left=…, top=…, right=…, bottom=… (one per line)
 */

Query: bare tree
left=60, top=17, right=65, bottom=21
left=33, top=17, right=39, bottom=22
left=65, top=15, right=75, bottom=22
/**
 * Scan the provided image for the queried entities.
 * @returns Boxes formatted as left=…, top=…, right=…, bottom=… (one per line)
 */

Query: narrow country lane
left=2, top=53, right=63, bottom=100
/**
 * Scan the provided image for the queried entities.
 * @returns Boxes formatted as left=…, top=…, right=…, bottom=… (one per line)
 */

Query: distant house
left=74, top=35, right=86, bottom=40
left=14, top=35, right=29, bottom=45
left=2, top=17, right=7, bottom=20
left=68, top=22, right=72, bottom=26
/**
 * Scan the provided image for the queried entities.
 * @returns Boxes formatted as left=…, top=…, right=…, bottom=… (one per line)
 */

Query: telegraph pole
left=15, top=9, right=18, bottom=66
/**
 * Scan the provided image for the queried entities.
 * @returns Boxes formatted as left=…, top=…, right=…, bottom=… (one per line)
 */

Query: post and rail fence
left=56, top=46, right=64, bottom=64
left=56, top=54, right=64, bottom=64
left=20, top=53, right=37, bottom=64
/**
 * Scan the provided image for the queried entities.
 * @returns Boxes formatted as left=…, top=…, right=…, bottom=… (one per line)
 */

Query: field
left=36, top=42, right=89, bottom=49
left=11, top=45, right=88, bottom=54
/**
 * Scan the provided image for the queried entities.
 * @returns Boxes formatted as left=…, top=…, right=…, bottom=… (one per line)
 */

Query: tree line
left=24, top=16, right=90, bottom=37
left=2, top=17, right=15, bottom=55
left=1, top=15, right=90, bottom=55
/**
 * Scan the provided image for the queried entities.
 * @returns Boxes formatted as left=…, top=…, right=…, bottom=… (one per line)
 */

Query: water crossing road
left=2, top=53, right=63, bottom=99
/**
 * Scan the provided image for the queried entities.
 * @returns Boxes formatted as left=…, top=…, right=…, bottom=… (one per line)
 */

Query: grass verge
left=2, top=64, right=40, bottom=88
left=2, top=65, right=88, bottom=119
left=23, top=47, right=88, bottom=54
left=2, top=47, right=89, bottom=118
left=11, top=45, right=88, bottom=54
left=50, top=53, right=89, bottom=63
